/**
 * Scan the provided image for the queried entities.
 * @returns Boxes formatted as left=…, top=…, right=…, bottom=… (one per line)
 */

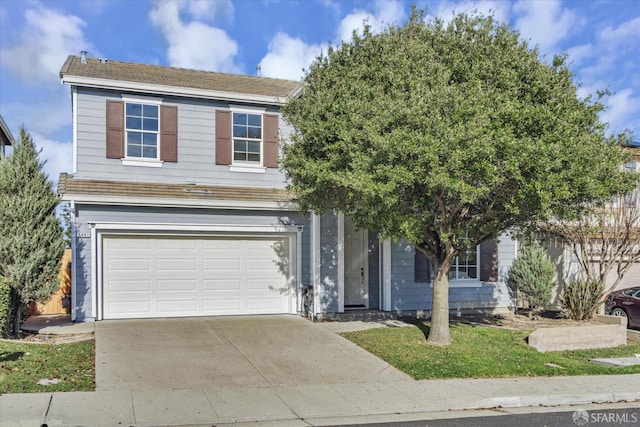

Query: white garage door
left=102, top=235, right=290, bottom=319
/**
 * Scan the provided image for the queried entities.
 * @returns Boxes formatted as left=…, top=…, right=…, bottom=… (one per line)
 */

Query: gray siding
left=72, top=204, right=310, bottom=320
left=74, top=87, right=291, bottom=188
left=318, top=213, right=339, bottom=313
left=390, top=240, right=511, bottom=312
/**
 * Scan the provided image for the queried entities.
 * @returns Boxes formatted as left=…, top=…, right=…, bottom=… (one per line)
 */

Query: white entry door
left=102, top=235, right=290, bottom=319
left=344, top=219, right=367, bottom=307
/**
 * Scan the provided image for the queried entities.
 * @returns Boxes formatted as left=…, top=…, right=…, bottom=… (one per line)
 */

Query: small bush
left=507, top=240, right=556, bottom=313
left=561, top=279, right=604, bottom=320
left=0, top=277, right=12, bottom=338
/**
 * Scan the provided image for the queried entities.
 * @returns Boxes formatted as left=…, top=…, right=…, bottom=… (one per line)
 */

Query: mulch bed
left=0, top=331, right=94, bottom=345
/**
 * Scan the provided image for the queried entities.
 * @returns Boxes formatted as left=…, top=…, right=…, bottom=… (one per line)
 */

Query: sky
left=0, top=0, right=639, bottom=185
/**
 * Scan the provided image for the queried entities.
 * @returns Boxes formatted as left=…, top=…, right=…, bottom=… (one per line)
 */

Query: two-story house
left=59, top=54, right=515, bottom=322
left=0, top=114, right=14, bottom=158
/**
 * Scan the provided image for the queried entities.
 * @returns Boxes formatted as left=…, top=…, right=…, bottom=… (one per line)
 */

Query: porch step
left=330, top=310, right=399, bottom=322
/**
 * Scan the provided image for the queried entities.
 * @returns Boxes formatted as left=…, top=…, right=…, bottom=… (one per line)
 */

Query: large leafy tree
left=282, top=10, right=635, bottom=345
left=0, top=127, right=65, bottom=335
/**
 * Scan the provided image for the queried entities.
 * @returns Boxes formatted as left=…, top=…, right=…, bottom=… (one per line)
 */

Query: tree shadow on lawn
left=401, top=317, right=431, bottom=341
left=0, top=351, right=24, bottom=362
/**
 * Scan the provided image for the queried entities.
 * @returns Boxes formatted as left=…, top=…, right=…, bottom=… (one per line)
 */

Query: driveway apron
left=95, top=315, right=410, bottom=391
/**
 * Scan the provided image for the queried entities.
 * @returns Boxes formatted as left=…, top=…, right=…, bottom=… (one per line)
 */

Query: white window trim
left=448, top=246, right=481, bottom=281
left=72, top=87, right=78, bottom=174
left=229, top=105, right=266, bottom=170
left=121, top=95, right=164, bottom=105
left=229, top=164, right=266, bottom=174
left=382, top=239, right=392, bottom=311
left=122, top=96, right=163, bottom=162
left=423, top=244, right=483, bottom=288
left=122, top=158, right=163, bottom=168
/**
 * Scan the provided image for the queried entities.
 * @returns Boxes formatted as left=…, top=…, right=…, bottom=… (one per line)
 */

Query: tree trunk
left=427, top=261, right=452, bottom=346
left=10, top=289, right=22, bottom=337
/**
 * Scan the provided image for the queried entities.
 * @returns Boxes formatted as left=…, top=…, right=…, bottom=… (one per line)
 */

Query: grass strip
left=341, top=322, right=640, bottom=379
left=0, top=339, right=95, bottom=393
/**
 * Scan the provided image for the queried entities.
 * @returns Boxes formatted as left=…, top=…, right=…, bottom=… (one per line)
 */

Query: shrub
left=506, top=240, right=556, bottom=313
left=561, top=279, right=604, bottom=320
left=0, top=277, right=12, bottom=338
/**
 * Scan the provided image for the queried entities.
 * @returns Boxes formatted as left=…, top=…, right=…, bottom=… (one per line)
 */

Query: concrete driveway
left=95, top=315, right=410, bottom=391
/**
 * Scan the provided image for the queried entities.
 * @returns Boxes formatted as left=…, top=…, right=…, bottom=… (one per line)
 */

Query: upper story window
left=233, top=112, right=262, bottom=165
left=125, top=103, right=159, bottom=159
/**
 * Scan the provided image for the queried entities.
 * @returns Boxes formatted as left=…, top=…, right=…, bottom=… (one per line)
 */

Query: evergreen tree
left=0, top=127, right=64, bottom=335
left=507, top=240, right=556, bottom=313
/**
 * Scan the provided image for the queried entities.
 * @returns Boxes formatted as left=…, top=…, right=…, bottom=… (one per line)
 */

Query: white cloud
left=513, top=0, right=577, bottom=53
left=600, top=88, right=640, bottom=134
left=259, top=0, right=405, bottom=81
left=149, top=0, right=239, bottom=73
left=2, top=84, right=72, bottom=136
left=432, top=0, right=510, bottom=24
left=259, top=33, right=325, bottom=81
left=600, top=16, right=640, bottom=44
left=185, top=0, right=233, bottom=22
left=338, top=0, right=405, bottom=42
left=565, top=44, right=593, bottom=68
left=30, top=132, right=73, bottom=186
left=0, top=6, right=93, bottom=84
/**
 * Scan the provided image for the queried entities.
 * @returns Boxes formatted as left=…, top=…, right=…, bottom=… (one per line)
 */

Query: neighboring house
left=0, top=114, right=14, bottom=158
left=59, top=54, right=516, bottom=322
left=548, top=143, right=640, bottom=302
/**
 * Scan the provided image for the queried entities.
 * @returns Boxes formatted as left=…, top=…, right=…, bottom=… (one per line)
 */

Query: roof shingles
left=60, top=55, right=299, bottom=98
left=58, top=173, right=294, bottom=204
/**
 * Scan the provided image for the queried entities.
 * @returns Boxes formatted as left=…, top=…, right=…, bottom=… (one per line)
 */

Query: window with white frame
left=125, top=103, right=159, bottom=159
left=233, top=112, right=262, bottom=164
left=449, top=246, right=478, bottom=280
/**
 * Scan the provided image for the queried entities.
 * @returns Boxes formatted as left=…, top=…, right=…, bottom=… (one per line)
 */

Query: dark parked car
left=605, top=286, right=640, bottom=329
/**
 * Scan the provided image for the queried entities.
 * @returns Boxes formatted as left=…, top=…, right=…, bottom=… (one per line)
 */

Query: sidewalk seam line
left=209, top=319, right=272, bottom=386
left=201, top=387, right=221, bottom=419
left=42, top=393, right=53, bottom=424
left=272, top=387, right=306, bottom=423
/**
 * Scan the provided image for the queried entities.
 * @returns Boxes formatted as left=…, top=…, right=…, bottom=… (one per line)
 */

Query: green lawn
left=0, top=339, right=95, bottom=393
left=341, top=322, right=640, bottom=379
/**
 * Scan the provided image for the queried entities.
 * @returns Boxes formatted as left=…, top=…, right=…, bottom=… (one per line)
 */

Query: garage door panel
left=108, top=259, right=151, bottom=271
left=157, top=239, right=197, bottom=250
left=103, top=235, right=291, bottom=319
left=157, top=299, right=197, bottom=313
left=247, top=297, right=288, bottom=310
left=108, top=280, right=152, bottom=293
left=157, top=280, right=198, bottom=292
left=203, top=259, right=242, bottom=271
left=107, top=301, right=153, bottom=316
left=157, top=258, right=198, bottom=271
left=108, top=238, right=151, bottom=250
left=247, top=278, right=285, bottom=290
left=203, top=279, right=242, bottom=290
left=202, top=239, right=242, bottom=250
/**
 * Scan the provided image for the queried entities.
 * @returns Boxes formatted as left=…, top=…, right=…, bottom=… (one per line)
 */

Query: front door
left=344, top=218, right=367, bottom=307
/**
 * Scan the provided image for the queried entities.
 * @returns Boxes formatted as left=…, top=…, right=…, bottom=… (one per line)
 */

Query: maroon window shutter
left=106, top=100, right=124, bottom=159
left=263, top=114, right=279, bottom=168
left=479, top=240, right=499, bottom=282
left=415, top=247, right=432, bottom=283
left=216, top=110, right=231, bottom=165
left=160, top=105, right=178, bottom=162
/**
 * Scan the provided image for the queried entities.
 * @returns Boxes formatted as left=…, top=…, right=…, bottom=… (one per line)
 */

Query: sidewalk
left=2, top=374, right=639, bottom=426
left=1, top=316, right=639, bottom=426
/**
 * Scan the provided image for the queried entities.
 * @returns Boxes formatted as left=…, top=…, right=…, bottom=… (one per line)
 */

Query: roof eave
left=60, top=193, right=299, bottom=211
left=60, top=74, right=292, bottom=106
